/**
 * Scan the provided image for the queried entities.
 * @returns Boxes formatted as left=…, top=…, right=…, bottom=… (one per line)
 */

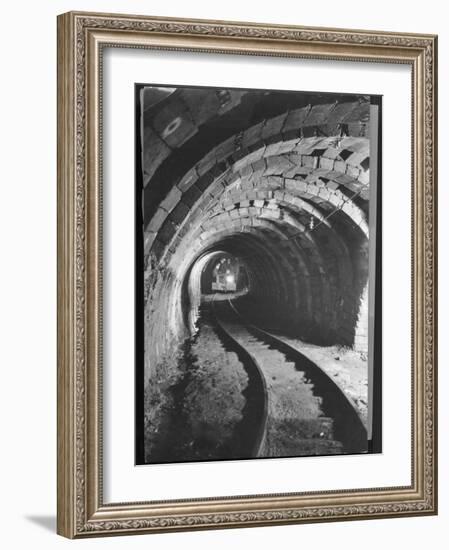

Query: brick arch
left=142, top=94, right=371, bottom=218
left=144, top=121, right=370, bottom=264
left=144, top=104, right=371, bottom=360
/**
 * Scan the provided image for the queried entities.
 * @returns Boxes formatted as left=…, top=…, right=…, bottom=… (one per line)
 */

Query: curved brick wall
left=141, top=90, right=372, bottom=376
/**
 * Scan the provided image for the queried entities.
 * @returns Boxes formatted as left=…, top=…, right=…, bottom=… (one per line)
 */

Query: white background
left=104, top=49, right=411, bottom=502
left=0, top=0, right=446, bottom=548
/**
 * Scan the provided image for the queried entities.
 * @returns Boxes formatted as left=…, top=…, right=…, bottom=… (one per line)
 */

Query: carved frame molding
left=57, top=11, right=437, bottom=538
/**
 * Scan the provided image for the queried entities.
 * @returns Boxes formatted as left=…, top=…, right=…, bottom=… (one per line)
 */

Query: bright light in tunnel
left=226, top=275, right=235, bottom=285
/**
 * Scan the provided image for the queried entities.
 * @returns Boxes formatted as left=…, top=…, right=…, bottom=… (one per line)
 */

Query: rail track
left=211, top=297, right=368, bottom=459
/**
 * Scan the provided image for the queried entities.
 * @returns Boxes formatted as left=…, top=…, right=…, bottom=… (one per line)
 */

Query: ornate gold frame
left=57, top=11, right=438, bottom=538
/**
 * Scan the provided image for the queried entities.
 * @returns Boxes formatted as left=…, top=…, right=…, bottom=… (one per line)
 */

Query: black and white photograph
left=135, top=84, right=382, bottom=465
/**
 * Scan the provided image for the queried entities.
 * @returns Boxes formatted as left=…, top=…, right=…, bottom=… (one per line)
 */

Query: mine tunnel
left=139, top=84, right=375, bottom=463
left=142, top=86, right=371, bottom=365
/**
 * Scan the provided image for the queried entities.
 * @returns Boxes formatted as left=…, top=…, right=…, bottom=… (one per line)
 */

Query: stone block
left=144, top=231, right=157, bottom=255
left=358, top=171, right=370, bottom=185
left=224, top=171, right=241, bottom=188
left=262, top=112, right=288, bottom=140
left=277, top=138, right=302, bottom=155
left=150, top=238, right=166, bottom=262
left=169, top=201, right=190, bottom=226
left=347, top=122, right=365, bottom=137
left=301, top=126, right=320, bottom=138
left=359, top=219, right=369, bottom=236
left=293, top=137, right=323, bottom=155
left=319, top=156, right=335, bottom=170
left=260, top=175, right=283, bottom=190
left=342, top=201, right=357, bottom=217
left=264, top=141, right=285, bottom=157
left=159, top=186, right=182, bottom=213
left=340, top=137, right=369, bottom=153
left=321, top=146, right=342, bottom=160
left=328, top=191, right=345, bottom=208
left=343, top=101, right=370, bottom=124
left=196, top=151, right=218, bottom=177
left=242, top=120, right=265, bottom=149
left=229, top=189, right=243, bottom=203
left=241, top=179, right=254, bottom=191
left=229, top=146, right=248, bottom=166
left=208, top=180, right=225, bottom=198
left=326, top=180, right=340, bottom=190
left=326, top=101, right=358, bottom=125
left=284, top=179, right=302, bottom=195
left=274, top=190, right=286, bottom=201
left=291, top=179, right=309, bottom=195
left=198, top=193, right=215, bottom=213
left=232, top=155, right=251, bottom=174
left=195, top=171, right=215, bottom=191
left=261, top=209, right=281, bottom=220
left=301, top=155, right=319, bottom=169
left=240, top=163, right=253, bottom=179
left=251, top=158, right=267, bottom=178
left=177, top=167, right=199, bottom=192
left=147, top=207, right=169, bottom=233
left=282, top=107, right=310, bottom=136
left=142, top=126, right=171, bottom=185
left=334, top=173, right=357, bottom=186
left=283, top=162, right=310, bottom=179
left=346, top=164, right=361, bottom=180
left=213, top=135, right=236, bottom=162
left=317, top=187, right=332, bottom=201
left=182, top=184, right=202, bottom=207
left=303, top=102, right=336, bottom=126
left=290, top=196, right=306, bottom=209
left=345, top=152, right=367, bottom=168
left=157, top=219, right=178, bottom=245
left=244, top=145, right=266, bottom=166
left=152, top=100, right=198, bottom=148
left=264, top=155, right=296, bottom=176
left=334, top=159, right=347, bottom=173
left=350, top=208, right=364, bottom=226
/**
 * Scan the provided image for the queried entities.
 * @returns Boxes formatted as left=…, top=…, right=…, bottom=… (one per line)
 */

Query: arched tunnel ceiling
left=142, top=86, right=372, bottom=350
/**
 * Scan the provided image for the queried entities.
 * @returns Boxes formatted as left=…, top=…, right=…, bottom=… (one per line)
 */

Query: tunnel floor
left=144, top=297, right=368, bottom=464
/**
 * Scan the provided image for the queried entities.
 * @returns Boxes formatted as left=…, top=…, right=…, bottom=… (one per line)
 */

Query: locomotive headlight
left=226, top=274, right=234, bottom=284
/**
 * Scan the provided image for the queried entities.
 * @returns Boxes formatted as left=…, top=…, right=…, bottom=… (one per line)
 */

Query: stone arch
left=142, top=95, right=372, bottom=374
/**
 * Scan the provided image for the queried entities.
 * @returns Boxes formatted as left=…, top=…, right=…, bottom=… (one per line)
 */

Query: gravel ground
left=144, top=317, right=249, bottom=463
left=184, top=323, right=249, bottom=450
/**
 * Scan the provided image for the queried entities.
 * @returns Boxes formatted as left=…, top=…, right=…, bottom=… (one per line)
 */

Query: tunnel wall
left=143, top=257, right=187, bottom=384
